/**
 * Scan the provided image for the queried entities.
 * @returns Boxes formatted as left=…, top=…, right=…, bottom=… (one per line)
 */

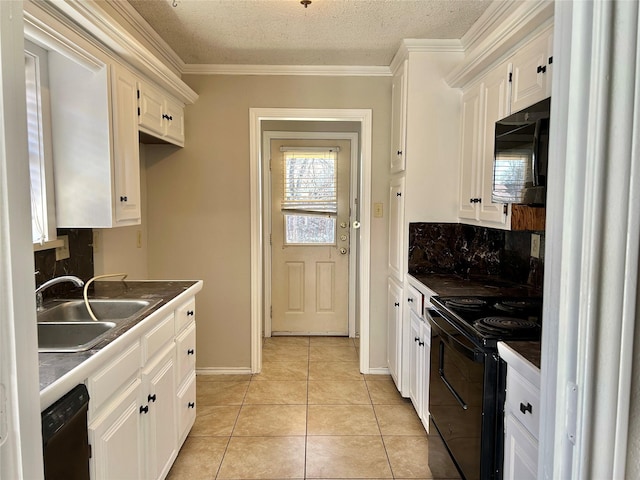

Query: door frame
left=249, top=108, right=372, bottom=374
left=263, top=131, right=359, bottom=337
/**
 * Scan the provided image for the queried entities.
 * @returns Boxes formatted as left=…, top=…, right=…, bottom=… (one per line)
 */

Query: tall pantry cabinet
left=386, top=43, right=463, bottom=401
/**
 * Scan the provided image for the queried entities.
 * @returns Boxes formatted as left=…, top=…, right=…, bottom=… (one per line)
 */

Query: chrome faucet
left=35, top=275, right=85, bottom=311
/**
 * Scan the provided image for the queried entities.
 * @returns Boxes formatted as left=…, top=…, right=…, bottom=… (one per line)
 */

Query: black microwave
left=492, top=97, right=550, bottom=205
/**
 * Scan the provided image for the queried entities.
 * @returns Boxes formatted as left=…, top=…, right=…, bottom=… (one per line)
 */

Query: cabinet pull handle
left=140, top=405, right=149, bottom=414
left=148, top=394, right=156, bottom=403
left=537, top=65, right=547, bottom=74
left=394, top=302, right=399, bottom=307
left=188, top=402, right=195, bottom=409
left=519, top=402, right=533, bottom=415
left=187, top=310, right=194, bottom=316
left=120, top=196, right=128, bottom=202
left=187, top=348, right=195, bottom=355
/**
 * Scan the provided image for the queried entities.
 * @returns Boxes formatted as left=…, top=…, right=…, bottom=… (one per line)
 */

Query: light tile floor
left=167, top=336, right=461, bottom=479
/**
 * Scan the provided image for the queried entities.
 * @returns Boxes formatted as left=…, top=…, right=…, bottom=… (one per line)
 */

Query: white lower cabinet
left=89, top=379, right=144, bottom=480
left=408, top=308, right=430, bottom=430
left=499, top=343, right=540, bottom=479
left=142, top=344, right=177, bottom=480
left=87, top=294, right=198, bottom=480
left=387, top=277, right=403, bottom=390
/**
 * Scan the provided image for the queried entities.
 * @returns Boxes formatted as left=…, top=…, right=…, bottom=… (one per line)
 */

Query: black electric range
left=427, top=295, right=542, bottom=480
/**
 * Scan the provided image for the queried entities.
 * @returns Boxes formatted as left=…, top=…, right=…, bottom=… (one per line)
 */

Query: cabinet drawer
left=505, top=368, right=540, bottom=439
left=406, top=284, right=423, bottom=316
left=143, top=313, right=174, bottom=363
left=88, top=341, right=141, bottom=418
left=176, top=372, right=196, bottom=443
left=176, top=321, right=196, bottom=386
left=175, top=298, right=196, bottom=333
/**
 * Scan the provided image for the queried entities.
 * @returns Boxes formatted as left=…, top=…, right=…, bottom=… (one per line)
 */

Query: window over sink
left=24, top=40, right=58, bottom=248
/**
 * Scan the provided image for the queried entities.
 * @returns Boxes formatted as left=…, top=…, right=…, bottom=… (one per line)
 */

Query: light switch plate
left=374, top=202, right=384, bottom=218
left=55, top=235, right=70, bottom=261
left=531, top=233, right=541, bottom=258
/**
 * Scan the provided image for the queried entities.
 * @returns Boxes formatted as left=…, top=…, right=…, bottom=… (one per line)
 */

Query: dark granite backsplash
left=408, top=223, right=544, bottom=290
left=34, top=228, right=94, bottom=298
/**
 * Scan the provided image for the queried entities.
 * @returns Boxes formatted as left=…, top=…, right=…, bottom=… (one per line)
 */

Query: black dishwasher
left=41, top=384, right=90, bottom=480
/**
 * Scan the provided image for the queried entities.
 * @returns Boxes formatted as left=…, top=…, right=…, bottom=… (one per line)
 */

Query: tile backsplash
left=408, top=223, right=544, bottom=290
left=34, top=228, right=94, bottom=298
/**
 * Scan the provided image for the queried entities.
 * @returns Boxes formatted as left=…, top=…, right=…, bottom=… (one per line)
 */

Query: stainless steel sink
left=37, top=298, right=161, bottom=352
left=38, top=321, right=117, bottom=352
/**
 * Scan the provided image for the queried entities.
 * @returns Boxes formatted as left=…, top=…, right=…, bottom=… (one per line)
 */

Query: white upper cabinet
left=388, top=175, right=405, bottom=281
left=138, top=80, right=185, bottom=147
left=390, top=60, right=408, bottom=173
left=49, top=57, right=141, bottom=228
left=112, top=65, right=142, bottom=224
left=457, top=24, right=553, bottom=229
left=510, top=26, right=553, bottom=113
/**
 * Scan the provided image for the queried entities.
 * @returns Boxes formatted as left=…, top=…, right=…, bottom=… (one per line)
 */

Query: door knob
left=339, top=248, right=347, bottom=255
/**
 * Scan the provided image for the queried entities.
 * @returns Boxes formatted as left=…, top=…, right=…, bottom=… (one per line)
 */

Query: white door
left=271, top=139, right=351, bottom=335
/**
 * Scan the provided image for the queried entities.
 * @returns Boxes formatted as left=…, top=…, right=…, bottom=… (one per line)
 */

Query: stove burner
left=494, top=299, right=540, bottom=313
left=445, top=298, right=487, bottom=311
left=474, top=316, right=539, bottom=335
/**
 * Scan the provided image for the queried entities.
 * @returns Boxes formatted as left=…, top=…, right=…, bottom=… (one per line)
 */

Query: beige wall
left=144, top=75, right=392, bottom=369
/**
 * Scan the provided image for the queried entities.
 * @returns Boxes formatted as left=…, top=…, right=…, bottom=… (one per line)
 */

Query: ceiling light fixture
left=300, top=0, right=312, bottom=8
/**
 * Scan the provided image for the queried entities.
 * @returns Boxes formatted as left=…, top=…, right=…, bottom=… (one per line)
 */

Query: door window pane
left=281, top=150, right=337, bottom=245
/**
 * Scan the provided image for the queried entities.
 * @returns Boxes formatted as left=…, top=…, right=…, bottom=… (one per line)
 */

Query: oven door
left=427, top=309, right=500, bottom=480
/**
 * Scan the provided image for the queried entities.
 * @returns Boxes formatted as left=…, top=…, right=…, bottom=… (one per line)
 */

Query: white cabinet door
left=408, top=309, right=423, bottom=415
left=176, top=321, right=196, bottom=386
left=111, top=65, right=141, bottom=225
left=419, top=318, right=430, bottom=429
left=478, top=65, right=509, bottom=224
left=142, top=344, right=177, bottom=480
left=138, top=80, right=164, bottom=135
left=388, top=176, right=405, bottom=281
left=89, top=379, right=144, bottom=480
left=510, top=27, right=553, bottom=113
left=164, top=96, right=185, bottom=146
left=458, top=85, right=481, bottom=221
left=390, top=60, right=408, bottom=173
left=503, top=414, right=538, bottom=480
left=387, top=277, right=403, bottom=390
left=176, top=372, right=197, bottom=444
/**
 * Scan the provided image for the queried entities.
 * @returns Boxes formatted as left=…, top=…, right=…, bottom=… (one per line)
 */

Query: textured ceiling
left=128, top=0, right=493, bottom=66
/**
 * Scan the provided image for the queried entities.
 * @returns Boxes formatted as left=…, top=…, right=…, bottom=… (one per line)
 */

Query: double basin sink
left=38, top=298, right=160, bottom=353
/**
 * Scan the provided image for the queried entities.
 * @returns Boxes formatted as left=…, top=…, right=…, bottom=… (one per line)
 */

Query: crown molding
left=181, top=64, right=392, bottom=77
left=36, top=0, right=197, bottom=104
left=446, top=0, right=554, bottom=88
left=389, top=39, right=463, bottom=73
left=106, top=0, right=185, bottom=75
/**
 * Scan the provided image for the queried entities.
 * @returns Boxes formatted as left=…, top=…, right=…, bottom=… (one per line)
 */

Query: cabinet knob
left=396, top=192, right=402, bottom=197
left=519, top=402, right=533, bottom=415
left=397, top=150, right=402, bottom=156
left=419, top=340, right=425, bottom=347
left=187, top=310, right=194, bottom=316
left=407, top=298, right=414, bottom=303
left=414, top=337, right=420, bottom=342
left=187, top=348, right=195, bottom=355
left=188, top=402, right=195, bottom=409
left=394, top=302, right=400, bottom=307
left=140, top=405, right=149, bottom=414
left=470, top=197, right=482, bottom=204
left=120, top=196, right=128, bottom=202
left=537, top=65, right=547, bottom=74
left=148, top=394, right=156, bottom=403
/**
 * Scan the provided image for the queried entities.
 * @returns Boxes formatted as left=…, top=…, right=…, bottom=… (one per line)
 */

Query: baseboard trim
left=196, top=367, right=253, bottom=376
left=367, top=367, right=391, bottom=376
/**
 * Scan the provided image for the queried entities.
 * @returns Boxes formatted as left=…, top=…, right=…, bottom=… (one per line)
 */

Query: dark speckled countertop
left=39, top=280, right=198, bottom=392
left=409, top=272, right=542, bottom=297
left=504, top=341, right=541, bottom=370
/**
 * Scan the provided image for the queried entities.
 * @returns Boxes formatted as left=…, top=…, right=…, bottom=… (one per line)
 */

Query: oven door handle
left=438, top=341, right=468, bottom=410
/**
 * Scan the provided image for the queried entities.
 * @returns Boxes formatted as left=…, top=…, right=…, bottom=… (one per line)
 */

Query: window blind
left=281, top=150, right=337, bottom=215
